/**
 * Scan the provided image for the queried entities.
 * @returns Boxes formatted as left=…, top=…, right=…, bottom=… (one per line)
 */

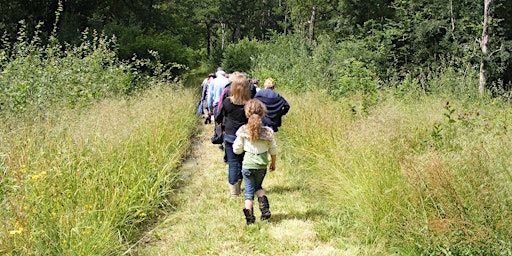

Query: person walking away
left=217, top=73, right=256, bottom=115
left=233, top=99, right=277, bottom=225
left=254, top=78, right=290, bottom=132
left=208, top=68, right=230, bottom=150
left=201, top=73, right=215, bottom=124
left=215, top=72, right=252, bottom=199
left=250, top=78, right=261, bottom=94
left=207, top=68, right=229, bottom=117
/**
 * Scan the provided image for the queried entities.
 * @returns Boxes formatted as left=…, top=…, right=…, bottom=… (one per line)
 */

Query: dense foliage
left=2, top=0, right=511, bottom=94
left=0, top=23, right=186, bottom=115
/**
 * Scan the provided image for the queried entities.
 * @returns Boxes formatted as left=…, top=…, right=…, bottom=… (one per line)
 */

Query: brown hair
left=229, top=72, right=251, bottom=105
left=244, top=99, right=267, bottom=141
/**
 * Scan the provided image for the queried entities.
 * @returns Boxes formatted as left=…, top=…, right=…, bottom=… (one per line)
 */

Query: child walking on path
left=233, top=99, right=277, bottom=225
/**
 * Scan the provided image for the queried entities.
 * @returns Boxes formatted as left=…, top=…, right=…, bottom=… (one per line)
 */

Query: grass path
left=132, top=116, right=347, bottom=255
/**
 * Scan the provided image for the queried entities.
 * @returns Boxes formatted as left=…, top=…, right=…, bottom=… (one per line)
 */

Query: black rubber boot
left=258, top=195, right=271, bottom=220
left=243, top=208, right=255, bottom=225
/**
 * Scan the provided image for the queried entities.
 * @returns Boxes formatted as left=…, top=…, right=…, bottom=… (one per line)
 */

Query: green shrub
left=221, top=38, right=260, bottom=73
left=251, top=34, right=380, bottom=97
left=251, top=34, right=313, bottom=90
left=0, top=27, right=134, bottom=114
left=0, top=23, right=187, bottom=116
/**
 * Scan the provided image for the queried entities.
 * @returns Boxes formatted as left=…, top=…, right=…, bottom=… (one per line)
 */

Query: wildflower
left=81, top=227, right=92, bottom=235
left=8, top=227, right=23, bottom=235
left=138, top=212, right=147, bottom=217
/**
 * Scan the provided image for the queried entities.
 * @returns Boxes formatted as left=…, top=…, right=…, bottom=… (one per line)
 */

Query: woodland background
left=2, top=0, right=512, bottom=96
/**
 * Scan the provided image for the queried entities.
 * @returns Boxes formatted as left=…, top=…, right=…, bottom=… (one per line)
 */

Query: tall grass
left=0, top=86, right=199, bottom=255
left=279, top=89, right=512, bottom=254
left=250, top=33, right=511, bottom=253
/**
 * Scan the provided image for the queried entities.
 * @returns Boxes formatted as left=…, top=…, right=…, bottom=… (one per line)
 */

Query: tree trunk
left=309, top=6, right=317, bottom=44
left=206, top=22, right=211, bottom=56
left=221, top=22, right=226, bottom=50
left=450, top=0, right=456, bottom=40
left=479, top=0, right=492, bottom=96
left=234, top=20, right=241, bottom=43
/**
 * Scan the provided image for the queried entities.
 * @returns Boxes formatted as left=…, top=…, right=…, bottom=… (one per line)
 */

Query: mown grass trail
left=132, top=108, right=344, bottom=255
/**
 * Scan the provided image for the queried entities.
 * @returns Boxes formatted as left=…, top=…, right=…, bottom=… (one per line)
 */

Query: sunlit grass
left=0, top=86, right=199, bottom=255
left=2, top=84, right=511, bottom=255
left=279, top=90, right=512, bottom=254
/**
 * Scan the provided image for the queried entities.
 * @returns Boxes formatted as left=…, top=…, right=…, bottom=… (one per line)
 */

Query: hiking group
left=198, top=68, right=290, bottom=225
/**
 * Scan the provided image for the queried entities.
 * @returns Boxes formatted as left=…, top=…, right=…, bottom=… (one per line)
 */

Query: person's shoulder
left=223, top=97, right=235, bottom=106
left=235, top=125, right=249, bottom=137
left=259, top=126, right=275, bottom=141
left=255, top=88, right=269, bottom=97
left=256, top=89, right=279, bottom=98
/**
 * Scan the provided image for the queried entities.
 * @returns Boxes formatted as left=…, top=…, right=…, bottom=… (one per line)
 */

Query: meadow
left=0, top=86, right=199, bottom=255
left=2, top=79, right=512, bottom=255
left=278, top=90, right=512, bottom=254
left=1, top=26, right=511, bottom=254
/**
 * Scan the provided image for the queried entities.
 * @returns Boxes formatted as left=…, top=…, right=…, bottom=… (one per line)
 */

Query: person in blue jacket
left=254, top=78, right=290, bottom=132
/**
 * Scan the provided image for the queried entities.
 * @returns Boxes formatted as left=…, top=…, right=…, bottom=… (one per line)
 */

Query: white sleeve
left=268, top=137, right=278, bottom=155
left=233, top=136, right=245, bottom=155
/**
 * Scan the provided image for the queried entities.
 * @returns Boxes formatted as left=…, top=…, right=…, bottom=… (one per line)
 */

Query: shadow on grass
left=264, top=208, right=328, bottom=224
left=267, top=185, right=308, bottom=194
left=261, top=185, right=326, bottom=224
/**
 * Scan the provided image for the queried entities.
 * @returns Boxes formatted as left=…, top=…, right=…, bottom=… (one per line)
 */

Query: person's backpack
left=211, top=124, right=224, bottom=144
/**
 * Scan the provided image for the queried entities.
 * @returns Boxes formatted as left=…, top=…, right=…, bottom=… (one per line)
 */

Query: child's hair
left=244, top=99, right=267, bottom=141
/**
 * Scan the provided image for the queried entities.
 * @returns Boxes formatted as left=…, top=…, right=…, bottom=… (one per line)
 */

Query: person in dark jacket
left=254, top=78, right=290, bottom=132
left=215, top=72, right=252, bottom=199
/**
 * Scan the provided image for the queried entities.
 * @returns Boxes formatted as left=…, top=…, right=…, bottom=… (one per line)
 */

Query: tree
left=479, top=0, right=492, bottom=96
left=286, top=0, right=337, bottom=41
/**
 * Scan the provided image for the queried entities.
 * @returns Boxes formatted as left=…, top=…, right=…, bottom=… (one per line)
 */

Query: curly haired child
left=233, top=99, right=277, bottom=225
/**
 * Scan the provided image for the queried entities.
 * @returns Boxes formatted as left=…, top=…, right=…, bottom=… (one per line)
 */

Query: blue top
left=208, top=73, right=229, bottom=109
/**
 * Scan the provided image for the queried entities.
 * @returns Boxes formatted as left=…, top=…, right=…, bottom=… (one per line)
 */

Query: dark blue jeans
left=242, top=168, right=267, bottom=200
left=224, top=134, right=244, bottom=185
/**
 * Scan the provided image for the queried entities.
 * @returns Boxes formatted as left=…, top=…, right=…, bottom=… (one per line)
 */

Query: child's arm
left=268, top=135, right=278, bottom=171
left=269, top=154, right=276, bottom=171
left=232, top=136, right=244, bottom=155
